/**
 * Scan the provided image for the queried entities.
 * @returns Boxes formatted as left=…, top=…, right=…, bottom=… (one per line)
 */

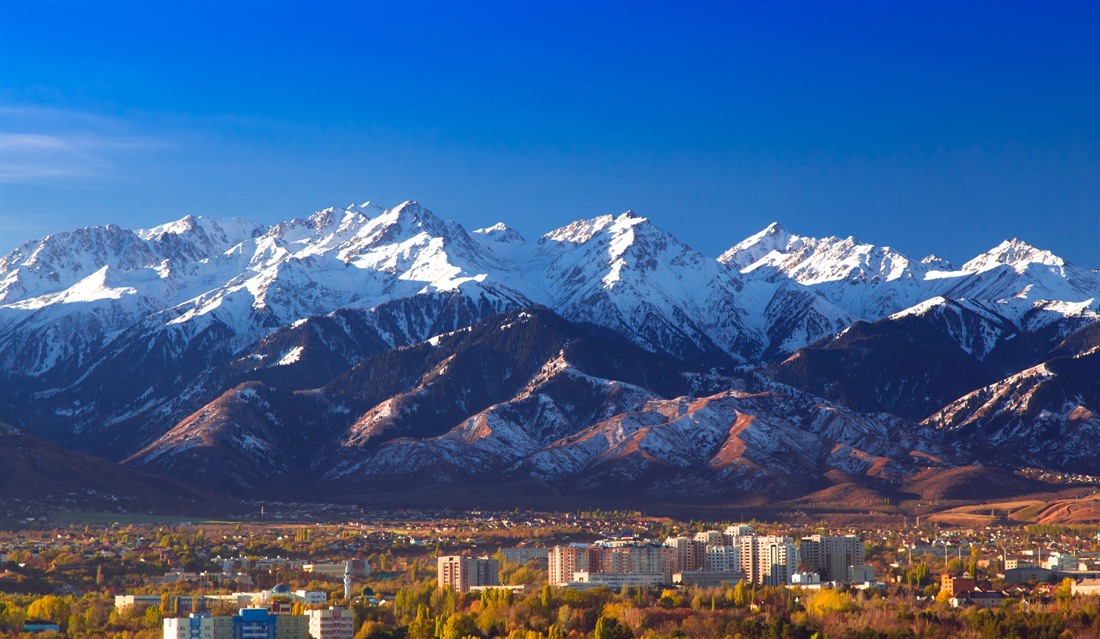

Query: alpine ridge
left=1, top=200, right=1096, bottom=503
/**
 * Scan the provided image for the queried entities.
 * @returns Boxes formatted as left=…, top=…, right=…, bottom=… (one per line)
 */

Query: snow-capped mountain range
left=1, top=200, right=1096, bottom=500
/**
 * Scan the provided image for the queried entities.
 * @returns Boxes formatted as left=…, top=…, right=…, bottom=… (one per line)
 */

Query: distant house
left=950, top=590, right=1007, bottom=609
left=940, top=573, right=976, bottom=597
left=1073, top=578, right=1100, bottom=596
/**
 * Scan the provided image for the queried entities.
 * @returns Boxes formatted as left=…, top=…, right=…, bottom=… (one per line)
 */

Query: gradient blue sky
left=1, top=1, right=1097, bottom=266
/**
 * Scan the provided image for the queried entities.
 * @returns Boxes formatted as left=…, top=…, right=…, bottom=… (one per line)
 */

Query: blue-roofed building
left=23, top=620, right=61, bottom=634
left=233, top=608, right=276, bottom=639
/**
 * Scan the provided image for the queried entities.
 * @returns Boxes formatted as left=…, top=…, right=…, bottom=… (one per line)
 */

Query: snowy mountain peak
left=963, top=238, right=1064, bottom=273
left=718, top=222, right=803, bottom=270
left=921, top=254, right=955, bottom=270
left=136, top=214, right=200, bottom=239
left=473, top=222, right=526, bottom=244
left=378, top=200, right=449, bottom=233
left=540, top=212, right=677, bottom=263
left=347, top=201, right=385, bottom=217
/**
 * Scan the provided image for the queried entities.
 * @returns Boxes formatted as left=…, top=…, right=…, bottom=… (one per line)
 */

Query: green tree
left=593, top=615, right=632, bottom=639
left=732, top=580, right=749, bottom=607
left=440, top=613, right=478, bottom=639
left=407, top=605, right=434, bottom=639
left=144, top=605, right=163, bottom=629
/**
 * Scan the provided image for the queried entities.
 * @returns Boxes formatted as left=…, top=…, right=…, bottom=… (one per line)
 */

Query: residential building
left=165, top=614, right=216, bottom=639
left=549, top=545, right=595, bottom=586
left=1072, top=578, right=1100, bottom=596
left=799, top=535, right=864, bottom=581
left=437, top=555, right=499, bottom=593
left=704, top=545, right=740, bottom=572
left=741, top=536, right=798, bottom=586
left=950, top=591, right=1006, bottom=609
left=293, top=591, right=328, bottom=605
left=694, top=531, right=725, bottom=546
left=724, top=524, right=754, bottom=544
left=501, top=547, right=549, bottom=564
left=276, top=615, right=309, bottom=639
left=664, top=537, right=705, bottom=572
left=940, top=574, right=976, bottom=597
left=1045, top=552, right=1081, bottom=573
left=600, top=545, right=672, bottom=580
left=307, top=607, right=354, bottom=639
left=233, top=608, right=277, bottom=639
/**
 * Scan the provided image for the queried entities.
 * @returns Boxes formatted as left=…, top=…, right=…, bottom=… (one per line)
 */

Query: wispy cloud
left=0, top=105, right=161, bottom=184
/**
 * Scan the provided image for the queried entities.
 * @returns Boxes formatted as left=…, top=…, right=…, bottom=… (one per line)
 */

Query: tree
left=26, top=596, right=71, bottom=627
left=144, top=605, right=163, bottom=629
left=732, top=580, right=749, bottom=607
left=440, top=613, right=478, bottom=639
left=407, top=604, right=434, bottom=639
left=1054, top=577, right=1075, bottom=603
left=806, top=589, right=857, bottom=618
left=593, top=615, right=632, bottom=639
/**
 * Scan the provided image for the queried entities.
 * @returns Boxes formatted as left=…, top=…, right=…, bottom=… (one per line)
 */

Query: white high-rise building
left=164, top=614, right=214, bottom=639
left=740, top=535, right=798, bottom=586
left=704, top=545, right=741, bottom=572
left=694, top=530, right=725, bottom=546
left=724, top=524, right=754, bottom=543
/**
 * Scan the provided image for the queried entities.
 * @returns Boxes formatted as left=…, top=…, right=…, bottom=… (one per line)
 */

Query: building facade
left=799, top=535, right=865, bottom=581
left=437, top=555, right=500, bottom=593
left=307, top=607, right=354, bottom=639
left=233, top=608, right=277, bottom=639
left=549, top=545, right=594, bottom=586
left=741, top=535, right=798, bottom=586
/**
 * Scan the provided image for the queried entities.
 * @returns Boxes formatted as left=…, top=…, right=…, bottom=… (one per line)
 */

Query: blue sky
left=1, top=1, right=1097, bottom=266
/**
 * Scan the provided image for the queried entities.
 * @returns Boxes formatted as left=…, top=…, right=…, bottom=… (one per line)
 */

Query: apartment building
left=799, top=535, right=865, bottom=581
left=234, top=608, right=278, bottom=639
left=740, top=535, right=798, bottom=586
left=307, top=607, right=354, bottom=639
left=549, top=545, right=596, bottom=586
left=704, top=545, right=740, bottom=572
left=664, top=537, right=706, bottom=572
left=437, top=555, right=500, bottom=593
left=694, top=530, right=726, bottom=546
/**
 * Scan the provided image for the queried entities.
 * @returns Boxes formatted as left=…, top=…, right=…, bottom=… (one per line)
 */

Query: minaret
left=344, top=561, right=352, bottom=600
